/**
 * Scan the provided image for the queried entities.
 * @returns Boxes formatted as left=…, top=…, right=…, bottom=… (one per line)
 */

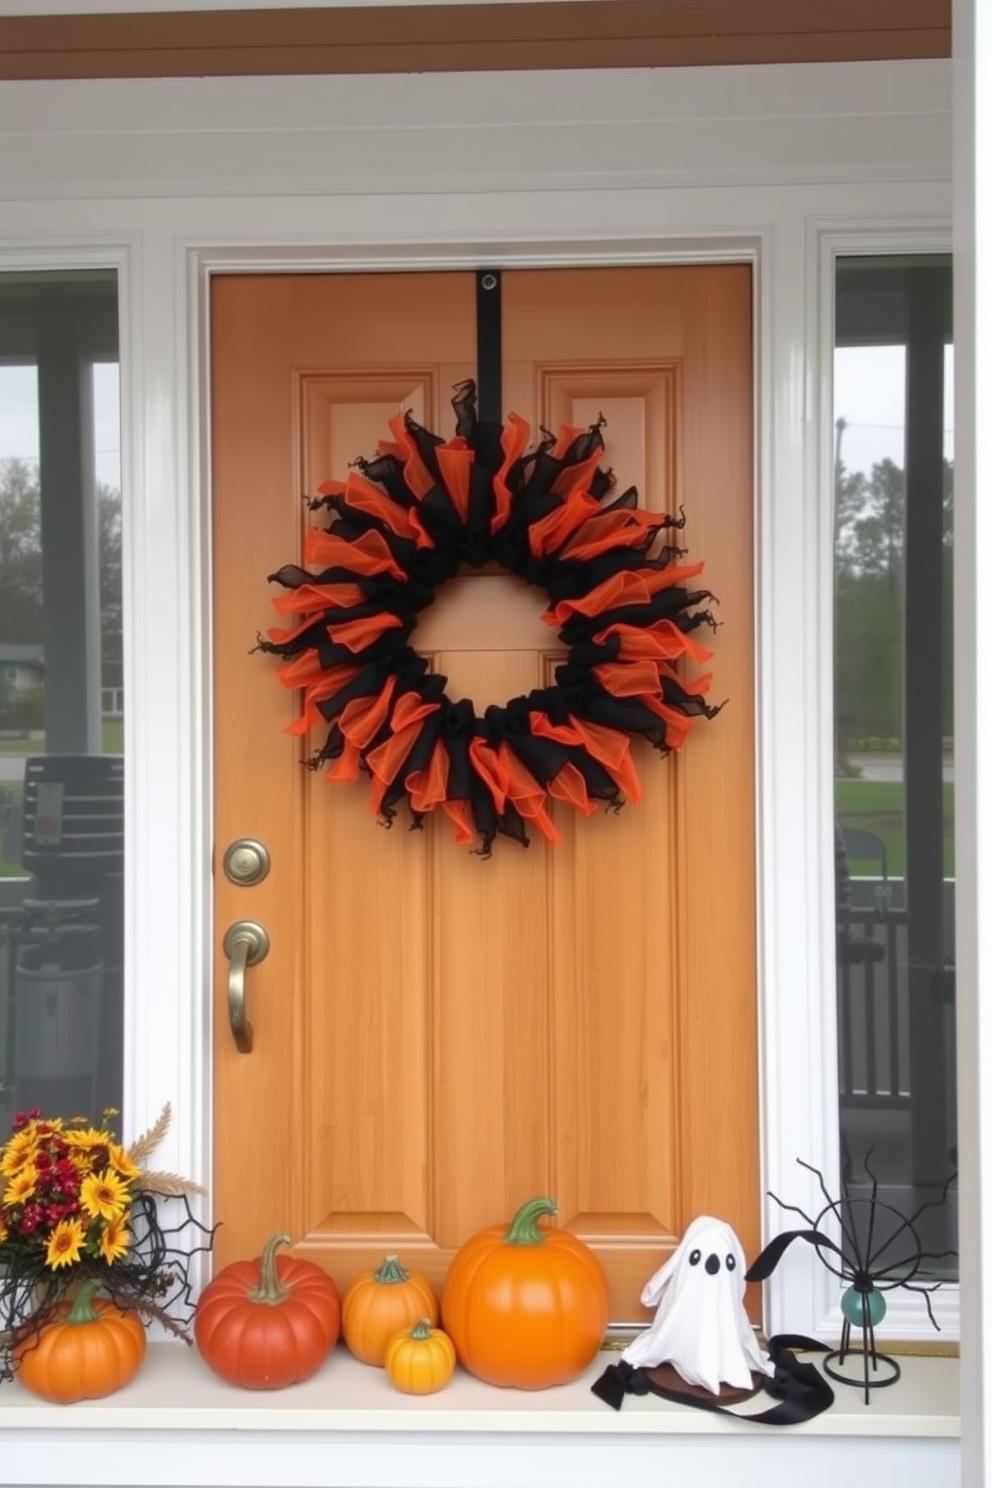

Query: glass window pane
left=834, top=256, right=957, bottom=1284
left=0, top=270, right=124, bottom=1132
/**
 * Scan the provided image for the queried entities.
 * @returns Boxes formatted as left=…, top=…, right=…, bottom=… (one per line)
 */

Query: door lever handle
left=223, top=920, right=270, bottom=1054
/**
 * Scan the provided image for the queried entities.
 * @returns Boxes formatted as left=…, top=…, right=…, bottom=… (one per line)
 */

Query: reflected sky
left=0, top=361, right=120, bottom=489
left=835, top=343, right=955, bottom=477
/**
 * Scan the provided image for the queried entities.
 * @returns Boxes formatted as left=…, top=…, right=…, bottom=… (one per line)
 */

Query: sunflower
left=79, top=1167, right=130, bottom=1222
left=108, top=1143, right=142, bottom=1183
left=2, top=1164, right=38, bottom=1206
left=61, top=1126, right=110, bottom=1150
left=97, top=1214, right=131, bottom=1264
left=0, top=1130, right=37, bottom=1176
left=45, top=1217, right=85, bottom=1269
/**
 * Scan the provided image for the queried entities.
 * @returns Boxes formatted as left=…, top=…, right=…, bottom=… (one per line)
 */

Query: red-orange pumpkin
left=16, top=1278, right=147, bottom=1403
left=194, top=1233, right=341, bottom=1389
left=442, top=1197, right=609, bottom=1389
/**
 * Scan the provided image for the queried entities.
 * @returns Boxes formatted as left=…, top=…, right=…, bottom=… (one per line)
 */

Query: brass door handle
left=223, top=920, right=270, bottom=1054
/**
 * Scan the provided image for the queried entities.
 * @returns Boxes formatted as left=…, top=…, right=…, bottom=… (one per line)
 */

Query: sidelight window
left=833, top=255, right=956, bottom=1283
left=0, top=270, right=124, bottom=1131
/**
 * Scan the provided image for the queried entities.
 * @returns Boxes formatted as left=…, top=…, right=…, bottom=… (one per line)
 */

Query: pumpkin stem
left=410, top=1318, right=434, bottom=1340
left=504, top=1197, right=558, bottom=1246
left=64, top=1277, right=103, bottom=1326
left=373, top=1254, right=410, bottom=1285
left=248, top=1233, right=293, bottom=1306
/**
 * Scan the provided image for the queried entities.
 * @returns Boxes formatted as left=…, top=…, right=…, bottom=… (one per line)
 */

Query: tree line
left=834, top=449, right=954, bottom=765
left=0, top=457, right=122, bottom=724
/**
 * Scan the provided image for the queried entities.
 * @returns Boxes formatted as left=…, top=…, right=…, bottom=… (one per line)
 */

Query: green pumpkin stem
left=504, top=1197, right=558, bottom=1245
left=64, top=1277, right=103, bottom=1326
left=410, top=1318, right=434, bottom=1340
left=373, top=1254, right=410, bottom=1285
left=248, top=1233, right=292, bottom=1305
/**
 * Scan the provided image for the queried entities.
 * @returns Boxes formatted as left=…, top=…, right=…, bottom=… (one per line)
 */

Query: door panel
left=211, top=266, right=755, bottom=1321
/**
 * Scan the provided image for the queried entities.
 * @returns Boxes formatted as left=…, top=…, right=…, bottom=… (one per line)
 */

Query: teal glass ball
left=842, top=1285, right=887, bottom=1327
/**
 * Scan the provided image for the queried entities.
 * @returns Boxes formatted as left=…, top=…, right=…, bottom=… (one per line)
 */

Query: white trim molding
left=953, top=2, right=991, bottom=1486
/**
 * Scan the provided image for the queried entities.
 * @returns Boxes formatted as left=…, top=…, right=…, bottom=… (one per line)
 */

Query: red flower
left=19, top=1206, right=41, bottom=1233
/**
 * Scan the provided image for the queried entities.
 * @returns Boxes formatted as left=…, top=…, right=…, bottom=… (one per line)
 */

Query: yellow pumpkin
left=384, top=1318, right=456, bottom=1395
left=342, top=1255, right=438, bottom=1366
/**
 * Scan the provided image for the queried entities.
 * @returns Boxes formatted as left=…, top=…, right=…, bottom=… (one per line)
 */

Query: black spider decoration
left=745, top=1154, right=957, bottom=1403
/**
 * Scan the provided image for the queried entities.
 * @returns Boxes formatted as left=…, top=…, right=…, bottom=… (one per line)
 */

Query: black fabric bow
left=591, top=1335, right=834, bottom=1425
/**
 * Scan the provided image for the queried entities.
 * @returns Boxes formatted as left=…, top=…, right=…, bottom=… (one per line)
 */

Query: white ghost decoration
left=621, top=1216, right=773, bottom=1394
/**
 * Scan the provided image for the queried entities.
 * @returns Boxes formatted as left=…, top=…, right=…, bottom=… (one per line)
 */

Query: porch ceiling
left=0, top=0, right=951, bottom=82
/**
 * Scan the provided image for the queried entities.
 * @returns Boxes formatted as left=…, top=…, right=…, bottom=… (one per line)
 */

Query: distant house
left=0, top=645, right=43, bottom=734
left=0, top=644, right=43, bottom=695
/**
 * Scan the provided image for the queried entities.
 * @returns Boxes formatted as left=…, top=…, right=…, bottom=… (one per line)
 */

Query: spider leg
left=795, top=1158, right=862, bottom=1264
left=797, top=1157, right=835, bottom=1210
left=867, top=1174, right=957, bottom=1276
left=900, top=1171, right=958, bottom=1231
left=898, top=1279, right=943, bottom=1330
left=768, top=1189, right=817, bottom=1230
left=872, top=1246, right=958, bottom=1283
left=862, top=1148, right=880, bottom=1269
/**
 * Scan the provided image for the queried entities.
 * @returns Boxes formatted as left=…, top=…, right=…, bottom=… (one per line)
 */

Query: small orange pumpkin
left=342, top=1255, right=438, bottom=1366
left=194, top=1233, right=341, bottom=1389
left=384, top=1317, right=456, bottom=1395
left=442, top=1196, right=609, bottom=1389
left=16, top=1278, right=147, bottom=1403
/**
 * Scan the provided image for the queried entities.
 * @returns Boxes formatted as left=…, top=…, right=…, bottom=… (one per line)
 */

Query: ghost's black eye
left=689, top=1248, right=701, bottom=1266
left=726, top=1254, right=737, bottom=1271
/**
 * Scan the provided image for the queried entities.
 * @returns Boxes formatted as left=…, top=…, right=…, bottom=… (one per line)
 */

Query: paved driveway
left=848, top=753, right=955, bottom=784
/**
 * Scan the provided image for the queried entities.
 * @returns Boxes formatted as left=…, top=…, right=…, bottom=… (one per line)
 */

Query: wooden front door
left=210, top=266, right=756, bottom=1323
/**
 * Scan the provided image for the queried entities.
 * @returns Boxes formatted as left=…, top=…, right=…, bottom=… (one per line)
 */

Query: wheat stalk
left=133, top=1170, right=207, bottom=1198
left=126, top=1103, right=172, bottom=1167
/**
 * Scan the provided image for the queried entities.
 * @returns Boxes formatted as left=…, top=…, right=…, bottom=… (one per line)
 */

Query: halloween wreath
left=257, top=381, right=720, bottom=856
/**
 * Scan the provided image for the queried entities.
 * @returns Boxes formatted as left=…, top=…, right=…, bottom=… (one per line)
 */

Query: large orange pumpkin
left=342, top=1255, right=438, bottom=1366
left=16, top=1278, right=147, bottom=1403
left=194, top=1232, right=341, bottom=1389
left=441, top=1197, right=609, bottom=1389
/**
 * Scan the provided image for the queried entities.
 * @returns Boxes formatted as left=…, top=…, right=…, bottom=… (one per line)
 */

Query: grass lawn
left=0, top=784, right=25, bottom=876
left=834, top=777, right=956, bottom=878
left=0, top=719, right=123, bottom=756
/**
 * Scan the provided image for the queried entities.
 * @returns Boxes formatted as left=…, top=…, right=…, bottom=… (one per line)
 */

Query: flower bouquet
left=0, top=1104, right=213, bottom=1392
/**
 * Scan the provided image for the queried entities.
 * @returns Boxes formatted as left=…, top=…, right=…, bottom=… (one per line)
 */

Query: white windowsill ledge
left=0, top=1345, right=961, bottom=1488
